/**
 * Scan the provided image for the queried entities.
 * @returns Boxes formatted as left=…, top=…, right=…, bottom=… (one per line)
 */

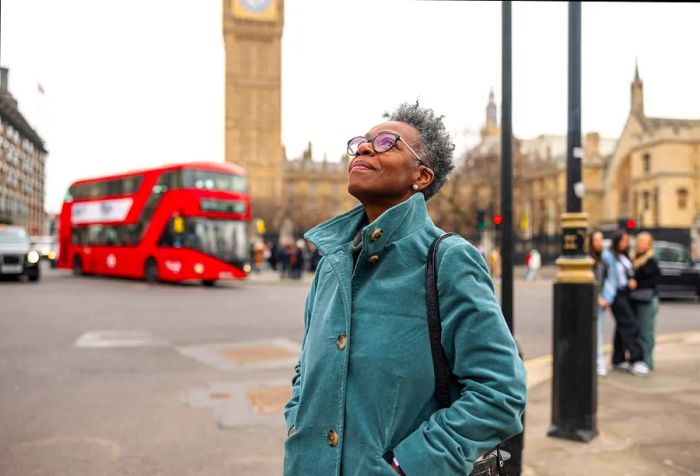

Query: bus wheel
left=144, top=258, right=159, bottom=284
left=202, top=280, right=217, bottom=287
left=73, top=256, right=83, bottom=276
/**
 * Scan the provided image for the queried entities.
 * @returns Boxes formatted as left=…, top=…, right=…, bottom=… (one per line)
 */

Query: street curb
left=523, top=330, right=700, bottom=390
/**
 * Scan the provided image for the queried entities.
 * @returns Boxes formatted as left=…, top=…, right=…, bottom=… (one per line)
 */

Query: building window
left=642, top=153, right=651, bottom=173
left=309, top=183, right=317, bottom=193
left=643, top=191, right=650, bottom=211
left=677, top=188, right=688, bottom=209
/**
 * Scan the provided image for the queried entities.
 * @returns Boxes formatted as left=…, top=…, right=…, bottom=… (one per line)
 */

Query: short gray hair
left=389, top=101, right=455, bottom=200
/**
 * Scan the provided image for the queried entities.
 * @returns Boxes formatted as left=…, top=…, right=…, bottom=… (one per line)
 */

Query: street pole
left=548, top=1, right=598, bottom=443
left=500, top=2, right=523, bottom=473
left=501, top=1, right=513, bottom=335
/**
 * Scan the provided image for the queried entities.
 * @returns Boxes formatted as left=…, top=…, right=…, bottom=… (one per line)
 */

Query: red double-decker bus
left=57, top=162, right=251, bottom=285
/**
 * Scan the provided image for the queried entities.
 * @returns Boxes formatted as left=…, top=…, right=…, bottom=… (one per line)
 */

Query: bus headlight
left=27, top=250, right=40, bottom=264
left=194, top=263, right=204, bottom=274
left=48, top=251, right=57, bottom=260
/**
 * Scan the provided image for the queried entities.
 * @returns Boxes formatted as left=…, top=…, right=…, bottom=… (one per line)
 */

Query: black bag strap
left=426, top=233, right=509, bottom=476
left=426, top=232, right=457, bottom=409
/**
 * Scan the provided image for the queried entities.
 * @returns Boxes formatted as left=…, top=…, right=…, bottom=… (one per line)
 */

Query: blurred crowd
left=250, top=239, right=321, bottom=279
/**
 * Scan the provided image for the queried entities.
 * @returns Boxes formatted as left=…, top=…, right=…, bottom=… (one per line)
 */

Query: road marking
left=177, top=338, right=300, bottom=371
left=75, top=331, right=170, bottom=348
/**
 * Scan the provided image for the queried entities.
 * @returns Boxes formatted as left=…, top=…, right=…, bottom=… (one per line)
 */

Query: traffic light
left=476, top=209, right=486, bottom=231
left=617, top=217, right=636, bottom=232
left=493, top=213, right=503, bottom=228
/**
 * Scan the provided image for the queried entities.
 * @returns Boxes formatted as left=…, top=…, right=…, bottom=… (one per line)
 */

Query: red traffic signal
left=626, top=218, right=636, bottom=230
left=493, top=214, right=503, bottom=226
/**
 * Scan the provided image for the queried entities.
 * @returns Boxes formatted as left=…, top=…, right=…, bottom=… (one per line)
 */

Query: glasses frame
left=347, top=132, right=427, bottom=167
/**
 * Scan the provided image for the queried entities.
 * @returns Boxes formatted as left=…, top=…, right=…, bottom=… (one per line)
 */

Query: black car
left=654, top=241, right=700, bottom=300
left=0, top=225, right=41, bottom=282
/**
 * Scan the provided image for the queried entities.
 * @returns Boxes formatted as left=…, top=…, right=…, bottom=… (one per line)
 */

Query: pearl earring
left=412, top=184, right=419, bottom=191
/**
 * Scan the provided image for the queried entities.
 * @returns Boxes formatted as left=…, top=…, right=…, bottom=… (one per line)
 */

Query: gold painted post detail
left=555, top=212, right=594, bottom=284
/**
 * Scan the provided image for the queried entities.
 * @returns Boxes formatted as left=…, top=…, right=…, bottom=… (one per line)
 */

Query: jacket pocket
left=382, top=375, right=403, bottom=450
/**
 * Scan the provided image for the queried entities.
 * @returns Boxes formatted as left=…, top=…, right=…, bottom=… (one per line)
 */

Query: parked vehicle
left=30, top=235, right=58, bottom=268
left=654, top=240, right=700, bottom=300
left=0, top=225, right=41, bottom=282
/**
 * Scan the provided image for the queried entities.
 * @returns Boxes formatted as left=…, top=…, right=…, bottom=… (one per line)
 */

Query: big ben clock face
left=232, top=0, right=277, bottom=21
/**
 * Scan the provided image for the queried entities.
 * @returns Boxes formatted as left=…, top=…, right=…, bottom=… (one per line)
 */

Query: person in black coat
left=630, top=232, right=661, bottom=370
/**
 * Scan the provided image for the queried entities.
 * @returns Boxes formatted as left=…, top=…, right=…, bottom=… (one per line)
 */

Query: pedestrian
left=589, top=230, right=613, bottom=376
left=525, top=248, right=541, bottom=281
left=278, top=244, right=290, bottom=278
left=252, top=240, right=265, bottom=273
left=283, top=102, right=526, bottom=475
left=602, top=232, right=648, bottom=376
left=487, top=247, right=502, bottom=281
left=630, top=232, right=661, bottom=371
left=291, top=239, right=305, bottom=279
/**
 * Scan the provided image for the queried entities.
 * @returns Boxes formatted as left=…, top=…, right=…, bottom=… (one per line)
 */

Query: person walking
left=525, top=248, right=541, bottom=281
left=283, top=102, right=526, bottom=475
left=589, top=230, right=613, bottom=376
left=602, top=232, right=648, bottom=376
left=630, top=232, right=661, bottom=371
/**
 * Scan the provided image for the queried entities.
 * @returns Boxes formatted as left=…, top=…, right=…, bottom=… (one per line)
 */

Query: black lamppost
left=500, top=2, right=524, bottom=473
left=547, top=1, right=598, bottom=443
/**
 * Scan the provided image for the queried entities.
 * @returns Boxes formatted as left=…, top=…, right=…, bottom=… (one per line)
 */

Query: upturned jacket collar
left=304, top=193, right=434, bottom=256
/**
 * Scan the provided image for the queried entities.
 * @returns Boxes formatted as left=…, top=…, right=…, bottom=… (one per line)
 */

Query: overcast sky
left=2, top=1, right=699, bottom=213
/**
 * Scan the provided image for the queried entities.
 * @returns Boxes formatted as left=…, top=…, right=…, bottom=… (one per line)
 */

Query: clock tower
left=223, top=0, right=285, bottom=207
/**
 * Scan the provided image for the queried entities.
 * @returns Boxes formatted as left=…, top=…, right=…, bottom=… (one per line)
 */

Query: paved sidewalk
left=523, top=332, right=700, bottom=476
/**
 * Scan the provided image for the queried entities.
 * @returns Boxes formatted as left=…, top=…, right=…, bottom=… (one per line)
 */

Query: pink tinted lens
left=348, top=137, right=368, bottom=155
left=373, top=133, right=397, bottom=153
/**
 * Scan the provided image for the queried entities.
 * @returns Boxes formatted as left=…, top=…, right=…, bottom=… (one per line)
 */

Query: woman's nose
left=356, top=140, right=375, bottom=156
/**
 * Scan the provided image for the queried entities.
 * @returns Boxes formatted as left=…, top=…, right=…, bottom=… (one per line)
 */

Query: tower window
left=643, top=190, right=650, bottom=211
left=677, top=188, right=688, bottom=209
left=642, top=153, right=651, bottom=173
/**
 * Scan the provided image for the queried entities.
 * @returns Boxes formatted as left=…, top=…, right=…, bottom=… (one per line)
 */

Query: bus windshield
left=160, top=218, right=248, bottom=266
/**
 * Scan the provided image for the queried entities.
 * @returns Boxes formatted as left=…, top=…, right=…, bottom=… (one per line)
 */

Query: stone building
left=452, top=65, right=700, bottom=260
left=0, top=67, right=47, bottom=235
left=601, top=64, right=700, bottom=247
left=283, top=143, right=357, bottom=237
left=223, top=0, right=285, bottom=222
left=223, top=0, right=356, bottom=236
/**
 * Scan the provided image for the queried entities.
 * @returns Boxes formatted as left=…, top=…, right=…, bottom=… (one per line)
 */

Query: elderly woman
left=283, top=102, right=526, bottom=475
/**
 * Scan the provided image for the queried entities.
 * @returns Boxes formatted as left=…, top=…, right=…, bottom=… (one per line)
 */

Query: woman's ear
left=414, top=166, right=434, bottom=191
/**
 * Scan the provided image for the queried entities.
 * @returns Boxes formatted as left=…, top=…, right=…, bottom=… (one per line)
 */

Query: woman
left=589, top=230, right=613, bottom=376
left=630, top=232, right=661, bottom=370
left=602, top=232, right=648, bottom=376
left=283, top=102, right=526, bottom=475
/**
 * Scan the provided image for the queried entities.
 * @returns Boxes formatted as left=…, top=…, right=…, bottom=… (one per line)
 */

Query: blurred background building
left=223, top=0, right=355, bottom=240
left=222, top=1, right=699, bottom=255
left=0, top=67, right=47, bottom=235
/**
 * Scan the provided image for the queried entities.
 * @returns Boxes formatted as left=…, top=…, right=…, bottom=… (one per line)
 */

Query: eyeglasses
left=347, top=132, right=426, bottom=166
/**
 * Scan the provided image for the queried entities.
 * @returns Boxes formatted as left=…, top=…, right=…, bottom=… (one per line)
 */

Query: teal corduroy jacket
left=283, top=193, right=527, bottom=475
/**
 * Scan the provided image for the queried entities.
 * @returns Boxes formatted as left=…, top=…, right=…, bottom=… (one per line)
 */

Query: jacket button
left=367, top=254, right=380, bottom=265
left=370, top=228, right=383, bottom=241
left=327, top=430, right=339, bottom=447
left=336, top=333, right=347, bottom=350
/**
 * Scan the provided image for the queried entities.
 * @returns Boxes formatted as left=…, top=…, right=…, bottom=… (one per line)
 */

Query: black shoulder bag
left=426, top=233, right=509, bottom=476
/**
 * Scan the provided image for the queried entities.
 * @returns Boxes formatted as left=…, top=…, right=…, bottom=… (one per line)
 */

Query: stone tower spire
left=631, top=58, right=644, bottom=115
left=486, top=87, right=498, bottom=128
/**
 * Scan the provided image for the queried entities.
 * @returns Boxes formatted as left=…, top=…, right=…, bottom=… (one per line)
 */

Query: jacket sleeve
left=601, top=251, right=617, bottom=303
left=393, top=241, right=527, bottom=475
left=283, top=258, right=321, bottom=431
